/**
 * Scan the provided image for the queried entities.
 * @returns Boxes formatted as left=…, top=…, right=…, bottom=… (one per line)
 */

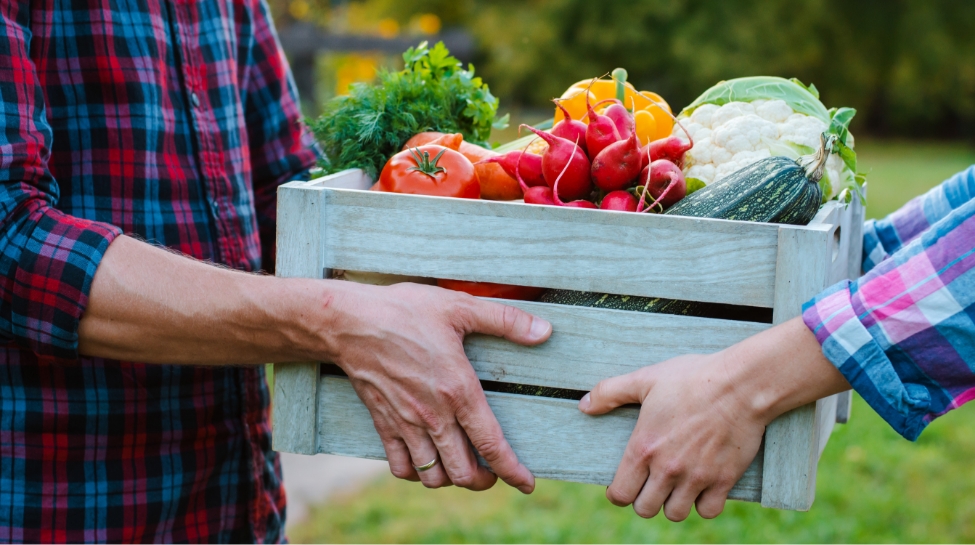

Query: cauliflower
left=674, top=99, right=855, bottom=200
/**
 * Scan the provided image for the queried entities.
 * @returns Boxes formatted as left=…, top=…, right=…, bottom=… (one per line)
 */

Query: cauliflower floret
left=686, top=137, right=713, bottom=165
left=689, top=104, right=719, bottom=129
left=694, top=127, right=712, bottom=141
left=711, top=115, right=778, bottom=154
left=755, top=100, right=793, bottom=124
left=715, top=161, right=746, bottom=181
left=711, top=146, right=733, bottom=165
left=732, top=148, right=771, bottom=165
left=777, top=114, right=828, bottom=149
left=682, top=121, right=705, bottom=143
left=710, top=101, right=755, bottom=127
left=686, top=164, right=716, bottom=184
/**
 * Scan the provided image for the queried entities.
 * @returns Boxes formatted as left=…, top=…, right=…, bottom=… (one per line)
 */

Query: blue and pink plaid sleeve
left=0, top=3, right=121, bottom=363
left=803, top=166, right=975, bottom=440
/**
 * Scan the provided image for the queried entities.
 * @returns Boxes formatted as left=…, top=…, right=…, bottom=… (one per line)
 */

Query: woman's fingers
left=579, top=368, right=653, bottom=415
left=630, top=470, right=675, bottom=519
left=694, top=484, right=731, bottom=519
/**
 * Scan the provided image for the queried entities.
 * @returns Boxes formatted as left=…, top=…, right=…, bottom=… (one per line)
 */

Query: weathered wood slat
left=761, top=223, right=833, bottom=510
left=317, top=376, right=764, bottom=501
left=272, top=180, right=327, bottom=455
left=318, top=188, right=782, bottom=307
left=466, top=300, right=768, bottom=390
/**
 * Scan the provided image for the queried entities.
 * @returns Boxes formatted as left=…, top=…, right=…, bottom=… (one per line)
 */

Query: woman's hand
left=580, top=317, right=850, bottom=520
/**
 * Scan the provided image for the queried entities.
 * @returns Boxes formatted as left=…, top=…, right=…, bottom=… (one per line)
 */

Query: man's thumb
left=579, top=371, right=648, bottom=415
left=467, top=299, right=552, bottom=346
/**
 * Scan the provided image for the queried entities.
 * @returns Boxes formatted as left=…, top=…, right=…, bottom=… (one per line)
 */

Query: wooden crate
left=272, top=169, right=865, bottom=511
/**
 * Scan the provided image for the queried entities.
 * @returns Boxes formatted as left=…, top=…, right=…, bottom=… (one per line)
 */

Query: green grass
left=290, top=140, right=975, bottom=544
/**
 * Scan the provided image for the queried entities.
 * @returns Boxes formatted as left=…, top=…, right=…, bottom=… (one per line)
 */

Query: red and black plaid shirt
left=0, top=0, right=318, bottom=541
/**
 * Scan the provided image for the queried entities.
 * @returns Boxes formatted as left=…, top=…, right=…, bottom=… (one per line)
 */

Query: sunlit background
left=266, top=0, right=975, bottom=542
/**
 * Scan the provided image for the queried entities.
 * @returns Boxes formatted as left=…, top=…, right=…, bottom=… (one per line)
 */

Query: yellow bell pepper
left=554, top=71, right=674, bottom=146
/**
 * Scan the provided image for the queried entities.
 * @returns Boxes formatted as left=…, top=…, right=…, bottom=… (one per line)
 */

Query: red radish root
left=479, top=151, right=546, bottom=187
left=520, top=125, right=593, bottom=202
left=644, top=96, right=694, bottom=168
left=591, top=131, right=642, bottom=191
left=552, top=100, right=589, bottom=156
left=584, top=80, right=623, bottom=159
left=604, top=101, right=635, bottom=140
left=600, top=190, right=638, bottom=212
left=637, top=159, right=687, bottom=212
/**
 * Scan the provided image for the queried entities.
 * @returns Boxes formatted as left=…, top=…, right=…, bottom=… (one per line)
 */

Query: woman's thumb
left=579, top=371, right=649, bottom=415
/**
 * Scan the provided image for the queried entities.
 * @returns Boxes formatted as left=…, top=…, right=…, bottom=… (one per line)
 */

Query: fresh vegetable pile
left=312, top=42, right=865, bottom=307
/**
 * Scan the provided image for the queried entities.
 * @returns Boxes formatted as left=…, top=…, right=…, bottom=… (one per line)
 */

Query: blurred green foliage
left=274, top=0, right=975, bottom=138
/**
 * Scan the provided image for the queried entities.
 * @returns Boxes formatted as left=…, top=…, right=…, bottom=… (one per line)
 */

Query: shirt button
left=190, top=92, right=201, bottom=108
left=210, top=198, right=219, bottom=210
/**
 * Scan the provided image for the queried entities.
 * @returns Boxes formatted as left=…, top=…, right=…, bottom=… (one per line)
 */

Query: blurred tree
left=275, top=0, right=975, bottom=138
left=466, top=0, right=975, bottom=138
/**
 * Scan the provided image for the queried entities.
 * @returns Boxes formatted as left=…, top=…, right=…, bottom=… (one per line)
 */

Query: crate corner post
left=761, top=222, right=834, bottom=510
left=271, top=180, right=328, bottom=455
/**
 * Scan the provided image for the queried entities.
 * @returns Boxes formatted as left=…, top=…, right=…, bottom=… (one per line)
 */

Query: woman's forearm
left=720, top=316, right=851, bottom=425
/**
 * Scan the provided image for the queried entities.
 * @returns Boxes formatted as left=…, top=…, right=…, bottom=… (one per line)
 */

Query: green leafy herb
left=310, top=41, right=506, bottom=178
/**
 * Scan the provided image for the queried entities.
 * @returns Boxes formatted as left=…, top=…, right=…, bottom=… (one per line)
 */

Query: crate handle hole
left=832, top=226, right=842, bottom=262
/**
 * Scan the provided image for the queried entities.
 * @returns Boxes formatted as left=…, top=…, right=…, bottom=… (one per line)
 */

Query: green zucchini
left=663, top=133, right=835, bottom=224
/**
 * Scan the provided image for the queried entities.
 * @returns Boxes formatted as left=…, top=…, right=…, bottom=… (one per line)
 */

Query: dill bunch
left=310, top=41, right=509, bottom=179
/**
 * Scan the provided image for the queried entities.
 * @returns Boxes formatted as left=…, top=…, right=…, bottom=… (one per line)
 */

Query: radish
left=523, top=185, right=557, bottom=205
left=600, top=190, right=638, bottom=212
left=636, top=159, right=687, bottom=212
left=552, top=100, right=589, bottom=156
left=591, top=131, right=642, bottom=192
left=478, top=151, right=546, bottom=187
left=513, top=140, right=558, bottom=206
left=584, top=84, right=622, bottom=159
left=604, top=101, right=635, bottom=140
left=548, top=140, right=597, bottom=209
left=647, top=136, right=693, bottom=169
left=520, top=125, right=593, bottom=202
left=643, top=96, right=694, bottom=168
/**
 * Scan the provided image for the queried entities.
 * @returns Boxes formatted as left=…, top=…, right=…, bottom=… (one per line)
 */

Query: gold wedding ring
left=413, top=457, right=439, bottom=472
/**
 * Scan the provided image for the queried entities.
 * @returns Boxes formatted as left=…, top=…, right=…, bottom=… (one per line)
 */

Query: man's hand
left=579, top=317, right=850, bottom=520
left=315, top=281, right=552, bottom=493
left=79, top=236, right=553, bottom=493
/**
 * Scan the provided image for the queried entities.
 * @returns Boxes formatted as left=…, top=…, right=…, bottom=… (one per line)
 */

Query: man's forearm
left=723, top=316, right=852, bottom=425
left=78, top=235, right=328, bottom=365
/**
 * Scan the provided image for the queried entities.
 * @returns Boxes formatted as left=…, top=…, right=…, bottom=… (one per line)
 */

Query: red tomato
left=378, top=145, right=479, bottom=199
left=437, top=279, right=546, bottom=301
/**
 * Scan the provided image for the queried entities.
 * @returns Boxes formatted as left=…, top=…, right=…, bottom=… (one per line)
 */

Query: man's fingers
left=455, top=393, right=535, bottom=494
left=462, top=298, right=551, bottom=346
left=579, top=369, right=651, bottom=415
left=430, top=421, right=498, bottom=491
left=379, top=434, right=420, bottom=482
left=399, top=426, right=452, bottom=489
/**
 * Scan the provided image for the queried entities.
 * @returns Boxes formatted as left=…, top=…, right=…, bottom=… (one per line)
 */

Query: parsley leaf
left=311, top=41, right=506, bottom=178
